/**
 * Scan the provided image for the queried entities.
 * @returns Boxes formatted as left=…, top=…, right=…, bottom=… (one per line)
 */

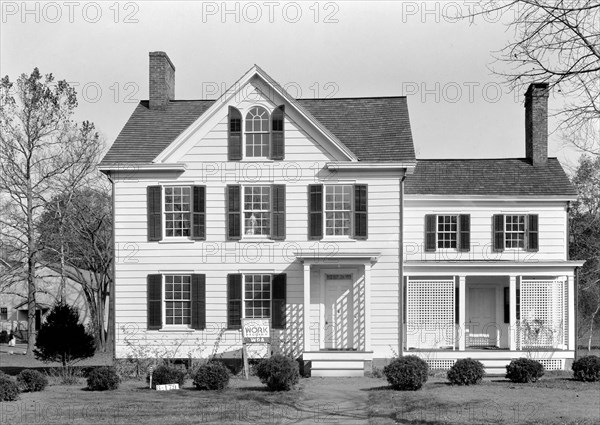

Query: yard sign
left=242, top=319, right=271, bottom=343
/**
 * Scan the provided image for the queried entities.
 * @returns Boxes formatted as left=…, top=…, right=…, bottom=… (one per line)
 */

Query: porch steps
left=303, top=351, right=373, bottom=377
left=480, top=359, right=512, bottom=376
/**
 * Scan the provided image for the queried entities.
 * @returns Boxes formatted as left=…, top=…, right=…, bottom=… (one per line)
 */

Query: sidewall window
left=437, top=215, right=457, bottom=248
left=505, top=215, right=525, bottom=249
left=324, top=185, right=352, bottom=236
left=245, top=106, right=270, bottom=158
left=164, top=275, right=191, bottom=326
left=243, top=185, right=271, bottom=236
left=164, top=186, right=191, bottom=237
left=244, top=274, right=271, bottom=319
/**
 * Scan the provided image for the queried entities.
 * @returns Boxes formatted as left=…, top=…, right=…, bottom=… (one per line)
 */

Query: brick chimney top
left=524, top=82, right=549, bottom=166
left=149, top=51, right=175, bottom=110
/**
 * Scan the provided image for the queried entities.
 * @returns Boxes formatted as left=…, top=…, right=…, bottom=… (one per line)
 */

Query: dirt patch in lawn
left=368, top=376, right=600, bottom=425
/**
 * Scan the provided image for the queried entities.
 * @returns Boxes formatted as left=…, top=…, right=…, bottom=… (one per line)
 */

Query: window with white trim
left=244, top=274, right=271, bottom=319
left=245, top=106, right=270, bottom=158
left=164, top=275, right=191, bottom=325
left=505, top=215, right=525, bottom=249
left=164, top=186, right=191, bottom=237
left=243, top=185, right=271, bottom=237
left=325, top=185, right=352, bottom=236
left=437, top=215, right=458, bottom=248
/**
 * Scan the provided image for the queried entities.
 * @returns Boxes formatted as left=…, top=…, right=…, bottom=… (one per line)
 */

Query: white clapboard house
left=99, top=52, right=583, bottom=376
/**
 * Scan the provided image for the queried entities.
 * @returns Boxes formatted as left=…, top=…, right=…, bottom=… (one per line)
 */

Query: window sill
left=240, top=159, right=274, bottom=163
left=239, top=238, right=275, bottom=243
left=321, top=237, right=357, bottom=243
left=158, top=239, right=195, bottom=244
left=158, top=327, right=195, bottom=332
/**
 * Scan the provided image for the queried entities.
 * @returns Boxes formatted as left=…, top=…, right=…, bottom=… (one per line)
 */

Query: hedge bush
left=0, top=376, right=20, bottom=402
left=16, top=370, right=48, bottom=392
left=193, top=362, right=230, bottom=391
left=505, top=358, right=544, bottom=383
left=148, top=365, right=186, bottom=389
left=447, top=358, right=485, bottom=385
left=383, top=356, right=429, bottom=391
left=255, top=354, right=300, bottom=391
left=87, top=367, right=120, bottom=391
left=572, top=355, right=600, bottom=382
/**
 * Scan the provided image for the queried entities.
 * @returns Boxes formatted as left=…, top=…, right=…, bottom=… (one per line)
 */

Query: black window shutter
left=459, top=214, right=470, bottom=252
left=227, top=274, right=242, bottom=329
left=527, top=214, right=539, bottom=251
left=191, top=186, right=206, bottom=240
left=308, top=184, right=323, bottom=240
left=226, top=185, right=241, bottom=240
left=353, top=184, right=368, bottom=239
left=493, top=215, right=505, bottom=252
left=147, top=186, right=162, bottom=241
left=271, top=273, right=287, bottom=329
left=271, top=185, right=286, bottom=240
left=191, top=274, right=206, bottom=330
left=425, top=215, right=436, bottom=251
left=228, top=106, right=242, bottom=161
left=147, top=274, right=162, bottom=330
left=455, top=286, right=459, bottom=324
left=271, top=105, right=285, bottom=160
left=503, top=287, right=510, bottom=323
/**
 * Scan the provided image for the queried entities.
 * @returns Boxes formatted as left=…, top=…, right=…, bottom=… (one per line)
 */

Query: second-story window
left=437, top=215, right=458, bottom=248
left=505, top=215, right=525, bottom=248
left=243, top=186, right=271, bottom=236
left=164, top=186, right=191, bottom=237
left=325, top=185, right=352, bottom=236
left=245, top=106, right=270, bottom=158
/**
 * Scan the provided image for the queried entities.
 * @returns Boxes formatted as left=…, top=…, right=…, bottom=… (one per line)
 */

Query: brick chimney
left=149, top=51, right=175, bottom=110
left=524, top=82, right=549, bottom=166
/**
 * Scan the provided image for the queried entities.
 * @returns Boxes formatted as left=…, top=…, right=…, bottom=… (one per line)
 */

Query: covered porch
left=296, top=250, right=381, bottom=376
left=403, top=261, right=583, bottom=372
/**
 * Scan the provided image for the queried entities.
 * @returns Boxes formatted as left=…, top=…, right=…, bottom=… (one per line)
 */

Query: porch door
left=324, top=275, right=355, bottom=350
left=467, top=288, right=497, bottom=347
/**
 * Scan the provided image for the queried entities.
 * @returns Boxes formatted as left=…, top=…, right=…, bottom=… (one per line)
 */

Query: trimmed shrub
left=383, top=356, right=429, bottom=391
left=255, top=354, right=300, bottom=391
left=16, top=370, right=48, bottom=392
left=148, top=365, right=185, bottom=389
left=447, top=358, right=485, bottom=385
left=193, top=362, right=230, bottom=391
left=572, top=355, right=600, bottom=382
left=505, top=358, right=544, bottom=383
left=87, top=367, right=120, bottom=391
left=0, top=331, right=8, bottom=344
left=0, top=376, right=20, bottom=402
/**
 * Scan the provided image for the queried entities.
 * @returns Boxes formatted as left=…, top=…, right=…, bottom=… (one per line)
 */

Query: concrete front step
left=311, top=369, right=365, bottom=377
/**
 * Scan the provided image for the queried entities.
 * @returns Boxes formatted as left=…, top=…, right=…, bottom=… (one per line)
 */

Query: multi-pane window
left=0, top=307, right=7, bottom=321
left=245, top=106, right=270, bottom=157
left=505, top=215, right=525, bottom=248
left=325, top=185, right=352, bottom=236
left=437, top=215, right=458, bottom=248
left=244, top=274, right=271, bottom=319
left=243, top=186, right=270, bottom=236
left=164, top=186, right=191, bottom=237
left=164, top=275, right=191, bottom=325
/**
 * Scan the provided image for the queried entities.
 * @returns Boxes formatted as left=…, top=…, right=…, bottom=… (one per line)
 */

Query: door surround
left=319, top=268, right=359, bottom=350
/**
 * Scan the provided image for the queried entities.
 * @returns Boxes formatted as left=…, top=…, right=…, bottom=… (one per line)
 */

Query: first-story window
left=164, top=275, right=191, bottom=325
left=243, top=186, right=271, bottom=236
left=437, top=215, right=458, bottom=248
left=325, top=185, right=352, bottom=236
left=164, top=186, right=191, bottom=237
left=0, top=307, right=7, bottom=321
left=244, top=274, right=271, bottom=318
left=505, top=215, right=525, bottom=248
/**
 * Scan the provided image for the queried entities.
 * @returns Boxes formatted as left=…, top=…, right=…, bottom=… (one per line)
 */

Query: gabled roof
left=404, top=158, right=577, bottom=198
left=99, top=97, right=415, bottom=165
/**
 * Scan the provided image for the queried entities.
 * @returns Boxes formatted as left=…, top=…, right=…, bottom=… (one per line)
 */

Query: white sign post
left=241, top=318, right=271, bottom=380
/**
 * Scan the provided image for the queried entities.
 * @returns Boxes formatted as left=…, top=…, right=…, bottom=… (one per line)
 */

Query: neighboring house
left=99, top=52, right=582, bottom=376
left=0, top=259, right=89, bottom=339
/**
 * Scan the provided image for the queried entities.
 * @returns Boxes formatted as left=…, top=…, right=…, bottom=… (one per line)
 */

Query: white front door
left=468, top=287, right=498, bottom=347
left=323, top=275, right=355, bottom=350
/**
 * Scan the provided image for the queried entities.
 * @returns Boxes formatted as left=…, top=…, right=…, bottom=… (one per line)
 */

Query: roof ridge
left=298, top=96, right=407, bottom=100
left=415, top=157, right=560, bottom=161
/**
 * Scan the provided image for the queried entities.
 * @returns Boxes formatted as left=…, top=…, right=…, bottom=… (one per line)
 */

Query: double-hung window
left=164, top=275, right=191, bottom=326
left=424, top=214, right=470, bottom=252
left=437, top=215, right=458, bottom=248
left=164, top=186, right=191, bottom=237
left=245, top=106, right=270, bottom=158
left=244, top=274, right=271, bottom=319
left=243, top=186, right=271, bottom=237
left=0, top=307, right=7, bottom=321
left=492, top=214, right=538, bottom=252
left=505, top=215, right=525, bottom=249
left=324, top=185, right=352, bottom=236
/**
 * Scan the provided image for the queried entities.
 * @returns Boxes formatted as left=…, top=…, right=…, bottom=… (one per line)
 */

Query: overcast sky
left=0, top=1, right=582, bottom=168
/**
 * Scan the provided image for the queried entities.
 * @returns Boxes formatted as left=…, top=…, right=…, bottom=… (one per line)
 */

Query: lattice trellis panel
left=520, top=278, right=567, bottom=349
left=539, top=359, right=563, bottom=371
left=426, top=359, right=456, bottom=370
left=406, top=279, right=455, bottom=349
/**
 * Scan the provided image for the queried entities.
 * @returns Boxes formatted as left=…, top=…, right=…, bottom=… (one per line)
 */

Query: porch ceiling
left=405, top=260, right=584, bottom=275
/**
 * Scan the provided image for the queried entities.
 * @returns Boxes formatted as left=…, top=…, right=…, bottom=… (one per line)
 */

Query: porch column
left=364, top=262, right=372, bottom=352
left=303, top=262, right=311, bottom=352
left=458, top=276, right=466, bottom=351
left=509, top=276, right=517, bottom=350
left=567, top=274, right=575, bottom=350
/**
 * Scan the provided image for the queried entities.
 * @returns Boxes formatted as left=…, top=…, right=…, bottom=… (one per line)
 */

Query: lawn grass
left=368, top=376, right=600, bottom=425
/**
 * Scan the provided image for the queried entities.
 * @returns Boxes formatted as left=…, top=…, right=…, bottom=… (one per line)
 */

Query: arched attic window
left=245, top=106, right=270, bottom=158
